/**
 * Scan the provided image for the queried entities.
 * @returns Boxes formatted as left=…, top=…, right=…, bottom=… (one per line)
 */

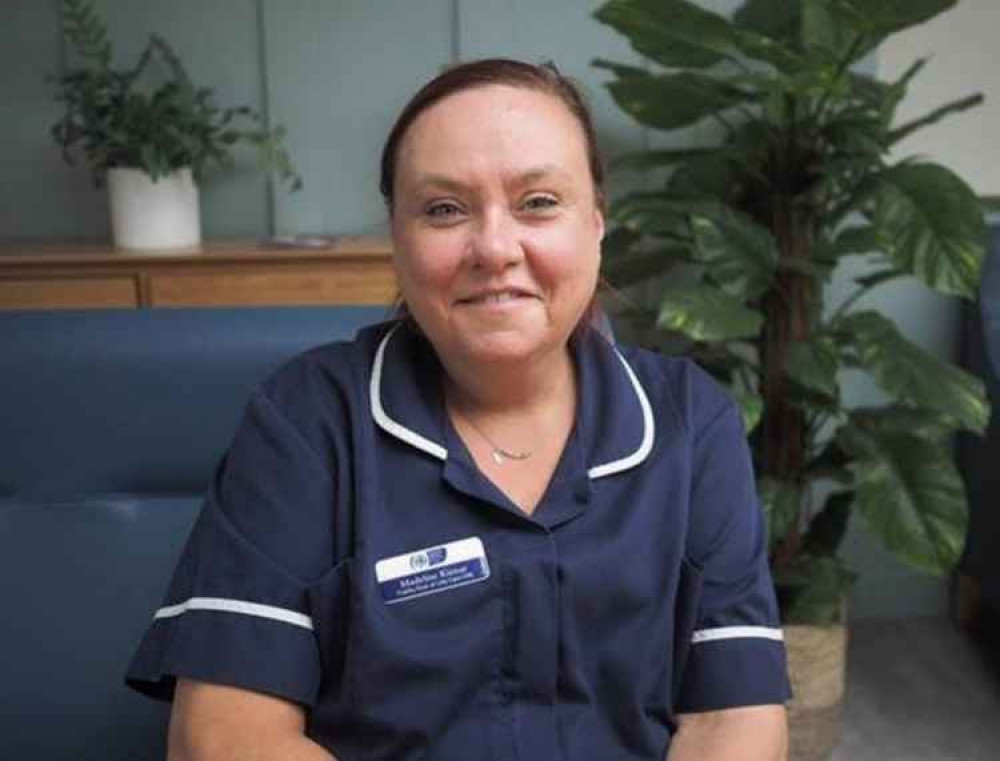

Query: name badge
left=375, top=537, right=490, bottom=604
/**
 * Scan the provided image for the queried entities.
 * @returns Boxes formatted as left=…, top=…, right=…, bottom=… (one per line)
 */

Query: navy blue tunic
left=127, top=320, right=790, bottom=760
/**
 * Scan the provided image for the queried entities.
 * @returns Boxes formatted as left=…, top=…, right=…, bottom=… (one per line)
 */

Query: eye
left=521, top=194, right=559, bottom=213
left=425, top=201, right=464, bottom=220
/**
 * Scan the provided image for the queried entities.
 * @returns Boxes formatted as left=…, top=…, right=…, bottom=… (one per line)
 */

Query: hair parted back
left=379, top=58, right=605, bottom=213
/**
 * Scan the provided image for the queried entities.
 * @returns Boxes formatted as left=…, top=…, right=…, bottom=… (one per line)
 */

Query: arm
left=667, top=705, right=787, bottom=761
left=168, top=679, right=336, bottom=761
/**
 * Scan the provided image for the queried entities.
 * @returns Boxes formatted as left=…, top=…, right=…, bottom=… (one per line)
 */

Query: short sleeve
left=674, top=402, right=791, bottom=713
left=126, top=390, right=338, bottom=708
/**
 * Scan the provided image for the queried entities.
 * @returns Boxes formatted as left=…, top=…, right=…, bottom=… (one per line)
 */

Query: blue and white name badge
left=375, top=537, right=490, bottom=604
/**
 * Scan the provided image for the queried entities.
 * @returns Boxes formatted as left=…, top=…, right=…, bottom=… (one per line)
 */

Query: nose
left=470, top=207, right=523, bottom=272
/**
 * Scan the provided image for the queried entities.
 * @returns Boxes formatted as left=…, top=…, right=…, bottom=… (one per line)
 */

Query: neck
left=442, top=346, right=576, bottom=416
left=442, top=347, right=577, bottom=472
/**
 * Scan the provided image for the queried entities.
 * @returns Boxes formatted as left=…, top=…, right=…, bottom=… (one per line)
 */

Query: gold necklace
left=450, top=405, right=533, bottom=465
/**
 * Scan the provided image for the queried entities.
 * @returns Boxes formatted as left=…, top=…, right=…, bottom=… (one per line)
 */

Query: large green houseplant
left=593, top=0, right=991, bottom=626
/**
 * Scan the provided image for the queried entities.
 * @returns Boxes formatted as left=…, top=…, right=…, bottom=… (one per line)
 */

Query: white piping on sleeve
left=587, top=348, right=655, bottom=480
left=370, top=324, right=448, bottom=461
left=691, top=626, right=785, bottom=644
left=154, top=597, right=314, bottom=631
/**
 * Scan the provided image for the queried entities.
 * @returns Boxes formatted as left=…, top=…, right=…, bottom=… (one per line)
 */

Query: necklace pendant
left=491, top=449, right=505, bottom=466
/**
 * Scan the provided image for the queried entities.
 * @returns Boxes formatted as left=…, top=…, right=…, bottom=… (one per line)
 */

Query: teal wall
left=1, top=0, right=982, bottom=620
left=0, top=0, right=646, bottom=241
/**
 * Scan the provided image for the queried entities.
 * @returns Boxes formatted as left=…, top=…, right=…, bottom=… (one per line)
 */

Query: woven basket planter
left=785, top=621, right=848, bottom=761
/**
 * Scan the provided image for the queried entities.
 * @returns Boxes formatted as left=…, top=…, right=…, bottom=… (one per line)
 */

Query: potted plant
left=592, top=1, right=991, bottom=758
left=50, top=0, right=301, bottom=251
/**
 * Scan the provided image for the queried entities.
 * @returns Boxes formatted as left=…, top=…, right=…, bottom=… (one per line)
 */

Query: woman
left=127, top=59, right=790, bottom=761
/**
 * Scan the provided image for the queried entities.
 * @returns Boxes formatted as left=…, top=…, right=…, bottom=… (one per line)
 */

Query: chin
left=456, top=328, right=557, bottom=366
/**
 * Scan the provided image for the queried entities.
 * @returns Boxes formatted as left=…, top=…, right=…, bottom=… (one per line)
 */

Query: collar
left=369, top=321, right=655, bottom=480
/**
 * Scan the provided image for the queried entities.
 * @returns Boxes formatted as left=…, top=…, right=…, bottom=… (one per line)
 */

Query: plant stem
left=830, top=269, right=905, bottom=321
left=812, top=36, right=867, bottom=126
left=761, top=93, right=814, bottom=569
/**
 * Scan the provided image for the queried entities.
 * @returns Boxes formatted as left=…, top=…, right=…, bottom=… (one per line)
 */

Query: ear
left=593, top=205, right=606, bottom=243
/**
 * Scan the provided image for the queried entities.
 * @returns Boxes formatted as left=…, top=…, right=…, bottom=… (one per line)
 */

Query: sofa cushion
left=0, top=306, right=386, bottom=498
left=0, top=495, right=201, bottom=760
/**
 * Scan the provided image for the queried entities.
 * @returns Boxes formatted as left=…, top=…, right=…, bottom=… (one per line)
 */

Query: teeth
left=486, top=292, right=516, bottom=303
left=471, top=291, right=520, bottom=304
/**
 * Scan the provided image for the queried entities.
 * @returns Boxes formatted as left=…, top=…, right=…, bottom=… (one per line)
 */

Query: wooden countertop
left=0, top=236, right=398, bottom=309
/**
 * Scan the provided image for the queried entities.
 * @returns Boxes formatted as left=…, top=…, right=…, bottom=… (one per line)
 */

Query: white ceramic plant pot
left=107, top=167, right=201, bottom=251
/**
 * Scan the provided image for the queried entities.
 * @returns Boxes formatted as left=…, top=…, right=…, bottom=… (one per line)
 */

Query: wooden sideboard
left=0, top=237, right=397, bottom=310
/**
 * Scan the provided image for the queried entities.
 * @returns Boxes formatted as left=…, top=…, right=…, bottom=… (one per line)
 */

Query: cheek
left=395, top=232, right=464, bottom=296
left=531, top=228, right=601, bottom=293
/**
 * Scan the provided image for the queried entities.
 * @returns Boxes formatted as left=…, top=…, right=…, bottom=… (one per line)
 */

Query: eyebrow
left=411, top=164, right=573, bottom=194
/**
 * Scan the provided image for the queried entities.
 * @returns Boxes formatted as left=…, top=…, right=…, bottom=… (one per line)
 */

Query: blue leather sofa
left=0, top=306, right=386, bottom=760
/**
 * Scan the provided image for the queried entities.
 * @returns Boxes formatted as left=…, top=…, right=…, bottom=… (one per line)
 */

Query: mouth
left=457, top=288, right=535, bottom=306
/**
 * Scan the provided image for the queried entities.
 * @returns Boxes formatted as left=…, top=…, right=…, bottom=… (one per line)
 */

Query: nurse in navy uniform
left=127, top=58, right=791, bottom=761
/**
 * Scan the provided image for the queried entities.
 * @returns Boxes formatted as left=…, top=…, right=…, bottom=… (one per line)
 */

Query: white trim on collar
left=370, top=324, right=448, bottom=461
left=369, top=323, right=655, bottom=477
left=586, top=347, right=655, bottom=480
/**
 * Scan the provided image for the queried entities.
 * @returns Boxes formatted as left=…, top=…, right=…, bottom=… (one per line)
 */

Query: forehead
left=395, top=84, right=590, bottom=180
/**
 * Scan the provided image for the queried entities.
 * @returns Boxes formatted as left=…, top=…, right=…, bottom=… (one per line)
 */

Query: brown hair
left=379, top=58, right=606, bottom=214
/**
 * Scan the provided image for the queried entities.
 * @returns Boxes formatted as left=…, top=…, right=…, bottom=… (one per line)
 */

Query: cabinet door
left=0, top=277, right=139, bottom=310
left=148, top=264, right=397, bottom=307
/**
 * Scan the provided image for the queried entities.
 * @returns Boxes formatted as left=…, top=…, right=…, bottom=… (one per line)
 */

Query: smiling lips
left=457, top=288, right=536, bottom=306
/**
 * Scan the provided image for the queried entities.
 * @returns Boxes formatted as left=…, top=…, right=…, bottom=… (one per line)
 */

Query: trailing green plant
left=50, top=0, right=300, bottom=190
left=593, top=0, right=991, bottom=624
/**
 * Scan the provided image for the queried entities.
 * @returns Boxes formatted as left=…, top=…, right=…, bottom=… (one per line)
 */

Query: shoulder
left=614, top=342, right=739, bottom=440
left=245, top=320, right=396, bottom=449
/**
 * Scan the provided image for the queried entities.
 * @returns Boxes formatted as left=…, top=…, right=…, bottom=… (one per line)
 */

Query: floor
left=832, top=616, right=1000, bottom=760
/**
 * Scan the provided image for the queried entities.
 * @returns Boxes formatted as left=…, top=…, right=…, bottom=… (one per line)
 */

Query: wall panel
left=457, top=0, right=645, bottom=200
left=0, top=0, right=106, bottom=240
left=263, top=0, right=452, bottom=235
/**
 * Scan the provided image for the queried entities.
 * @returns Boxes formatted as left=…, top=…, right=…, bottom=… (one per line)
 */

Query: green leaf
left=812, top=0, right=958, bottom=61
left=804, top=441, right=853, bottom=485
left=852, top=268, right=905, bottom=290
left=759, top=476, right=803, bottom=547
left=666, top=153, right=744, bottom=202
left=610, top=193, right=690, bottom=239
left=868, top=58, right=929, bottom=130
left=595, top=61, right=753, bottom=130
left=685, top=202, right=777, bottom=299
left=821, top=109, right=888, bottom=161
left=787, top=384, right=842, bottom=421
left=837, top=311, right=989, bottom=433
left=601, top=225, right=641, bottom=258
left=801, top=490, right=854, bottom=557
left=801, top=0, right=866, bottom=61
left=729, top=385, right=763, bottom=434
left=851, top=404, right=961, bottom=441
left=838, top=0, right=957, bottom=40
left=830, top=225, right=878, bottom=257
left=872, top=163, right=987, bottom=298
left=595, top=0, right=803, bottom=71
left=610, top=147, right=717, bottom=172
left=889, top=93, right=984, bottom=146
left=594, top=0, right=737, bottom=69
left=602, top=246, right=687, bottom=288
left=729, top=28, right=803, bottom=72
left=838, top=412, right=968, bottom=575
left=775, top=554, right=854, bottom=625
left=787, top=335, right=840, bottom=396
left=733, top=0, right=802, bottom=50
left=657, top=281, right=764, bottom=341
